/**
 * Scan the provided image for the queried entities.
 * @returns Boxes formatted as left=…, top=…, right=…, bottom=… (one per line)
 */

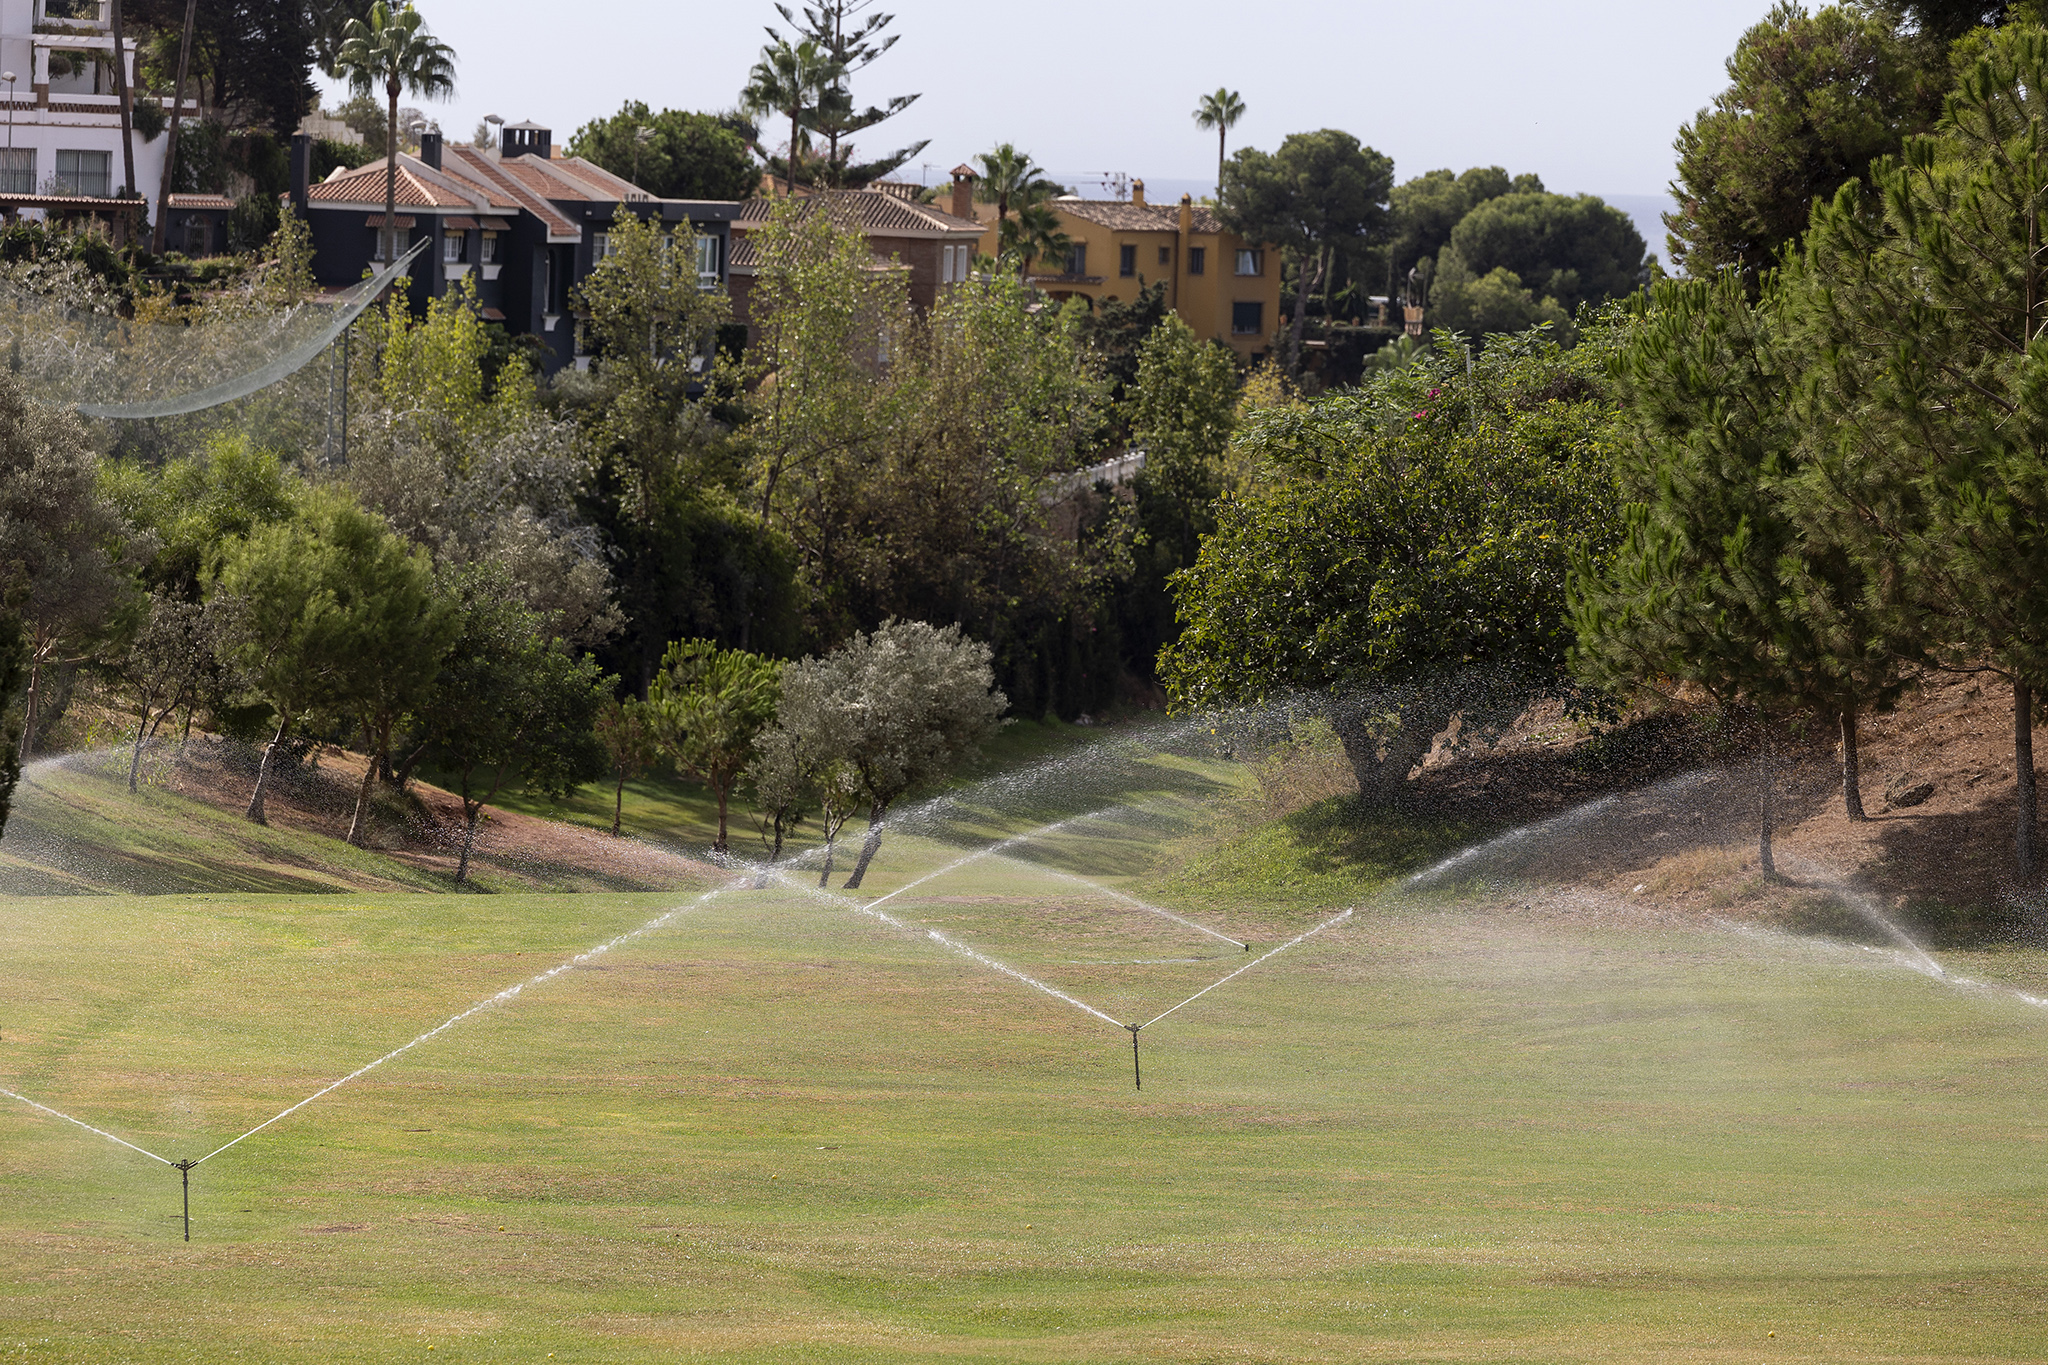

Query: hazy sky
left=318, top=0, right=1768, bottom=206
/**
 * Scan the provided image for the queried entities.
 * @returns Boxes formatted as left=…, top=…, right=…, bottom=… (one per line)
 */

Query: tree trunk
left=770, top=814, right=785, bottom=863
left=246, top=713, right=288, bottom=824
left=713, top=781, right=729, bottom=856
left=1758, top=745, right=1777, bottom=880
left=385, top=83, right=400, bottom=265
left=611, top=766, right=627, bottom=836
left=1327, top=697, right=1443, bottom=807
left=17, top=651, right=39, bottom=759
left=2018, top=679, right=2037, bottom=882
left=1286, top=247, right=1322, bottom=374
left=1841, top=708, right=1866, bottom=821
left=109, top=0, right=135, bottom=209
left=842, top=801, right=886, bottom=890
left=393, top=740, right=428, bottom=791
left=1216, top=131, right=1225, bottom=200
left=149, top=0, right=197, bottom=254
left=456, top=801, right=481, bottom=883
left=787, top=106, right=799, bottom=195
left=818, top=831, right=835, bottom=887
left=128, top=698, right=157, bottom=792
left=345, top=721, right=379, bottom=847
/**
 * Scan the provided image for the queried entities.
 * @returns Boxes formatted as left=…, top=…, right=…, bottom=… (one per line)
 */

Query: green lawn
left=8, top=783, right=2048, bottom=1360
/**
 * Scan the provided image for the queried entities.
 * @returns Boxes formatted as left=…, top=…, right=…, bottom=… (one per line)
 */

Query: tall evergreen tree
left=1666, top=2, right=1948, bottom=285
left=772, top=0, right=926, bottom=186
left=1787, top=24, right=2048, bottom=881
left=1571, top=275, right=1906, bottom=874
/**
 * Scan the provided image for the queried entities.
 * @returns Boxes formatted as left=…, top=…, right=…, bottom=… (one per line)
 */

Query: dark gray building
left=297, top=122, right=735, bottom=374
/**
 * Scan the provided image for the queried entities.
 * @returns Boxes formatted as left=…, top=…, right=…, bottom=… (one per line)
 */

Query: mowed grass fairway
left=8, top=819, right=2048, bottom=1360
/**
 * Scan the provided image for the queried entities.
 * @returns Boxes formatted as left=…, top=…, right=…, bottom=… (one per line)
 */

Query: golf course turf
left=7, top=737, right=2048, bottom=1360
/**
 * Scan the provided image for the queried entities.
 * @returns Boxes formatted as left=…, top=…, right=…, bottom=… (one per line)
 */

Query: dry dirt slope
left=1398, top=672, right=2046, bottom=946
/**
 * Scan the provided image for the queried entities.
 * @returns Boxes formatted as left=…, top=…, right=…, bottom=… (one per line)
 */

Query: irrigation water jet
left=3, top=881, right=739, bottom=1235
left=0, top=1086, right=173, bottom=1166
left=1403, top=770, right=1718, bottom=892
left=193, top=882, right=733, bottom=1166
left=750, top=858, right=1126, bottom=1029
left=1141, top=908, right=1356, bottom=1031
left=993, top=852, right=1247, bottom=950
left=857, top=810, right=1103, bottom=913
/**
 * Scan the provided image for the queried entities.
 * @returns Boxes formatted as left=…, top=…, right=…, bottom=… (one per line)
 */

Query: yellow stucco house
left=948, top=169, right=1283, bottom=364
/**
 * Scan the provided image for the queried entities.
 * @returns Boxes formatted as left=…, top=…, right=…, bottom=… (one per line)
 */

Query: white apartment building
left=0, top=0, right=183, bottom=217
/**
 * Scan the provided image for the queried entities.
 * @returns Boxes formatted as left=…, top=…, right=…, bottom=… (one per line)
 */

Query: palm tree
left=742, top=38, right=842, bottom=196
left=1193, top=88, right=1246, bottom=196
left=1001, top=200, right=1069, bottom=281
left=335, top=2, right=457, bottom=267
left=973, top=142, right=1056, bottom=225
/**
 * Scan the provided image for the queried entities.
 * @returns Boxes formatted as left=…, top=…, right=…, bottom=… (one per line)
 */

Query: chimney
left=1131, top=178, right=1145, bottom=207
left=1179, top=193, right=1193, bottom=235
left=289, top=132, right=311, bottom=213
left=501, top=121, right=551, bottom=160
left=419, top=129, right=442, bottom=171
left=950, top=164, right=976, bottom=221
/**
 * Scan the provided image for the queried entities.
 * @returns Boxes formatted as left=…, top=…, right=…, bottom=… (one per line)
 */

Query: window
left=591, top=231, right=609, bottom=260
left=1236, top=248, right=1264, bottom=276
left=695, top=233, right=720, bottom=289
left=1158, top=246, right=1171, bottom=266
left=182, top=216, right=207, bottom=255
left=1065, top=243, right=1087, bottom=276
left=1119, top=243, right=1136, bottom=277
left=1188, top=246, right=1205, bottom=275
left=442, top=230, right=465, bottom=263
left=54, top=149, right=110, bottom=197
left=0, top=149, right=32, bottom=195
left=480, top=232, right=498, bottom=264
left=942, top=243, right=955, bottom=282
left=1232, top=301, right=1265, bottom=335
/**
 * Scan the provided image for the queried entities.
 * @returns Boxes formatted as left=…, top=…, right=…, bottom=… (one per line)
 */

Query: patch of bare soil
left=169, top=736, right=715, bottom=893
left=1412, top=674, right=2040, bottom=946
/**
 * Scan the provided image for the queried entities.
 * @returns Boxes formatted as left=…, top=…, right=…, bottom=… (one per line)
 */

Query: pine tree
left=1570, top=274, right=1906, bottom=875
left=1787, top=25, right=2048, bottom=882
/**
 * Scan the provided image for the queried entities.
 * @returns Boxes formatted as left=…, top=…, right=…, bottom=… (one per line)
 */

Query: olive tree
left=747, top=682, right=863, bottom=881
left=799, top=619, right=1008, bottom=889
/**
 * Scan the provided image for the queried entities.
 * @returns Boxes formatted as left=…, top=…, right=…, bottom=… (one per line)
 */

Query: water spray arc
left=3, top=883, right=736, bottom=1237
left=759, top=809, right=1356, bottom=1089
left=999, top=854, right=1248, bottom=951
